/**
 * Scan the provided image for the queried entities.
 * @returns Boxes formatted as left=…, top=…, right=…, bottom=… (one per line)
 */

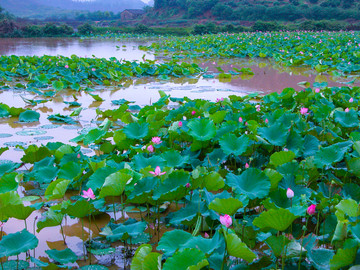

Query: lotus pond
left=1, top=32, right=360, bottom=269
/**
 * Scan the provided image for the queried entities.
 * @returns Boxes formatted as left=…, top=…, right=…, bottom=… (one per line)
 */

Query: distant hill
left=0, top=0, right=146, bottom=18
left=149, top=0, right=360, bottom=22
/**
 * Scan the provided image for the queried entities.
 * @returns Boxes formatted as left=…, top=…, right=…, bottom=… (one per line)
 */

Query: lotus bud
left=286, top=188, right=294, bottom=199
left=220, top=214, right=232, bottom=228
left=307, top=204, right=316, bottom=215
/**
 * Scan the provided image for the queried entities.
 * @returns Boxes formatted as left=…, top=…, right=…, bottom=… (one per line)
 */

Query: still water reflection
left=0, top=37, right=155, bottom=60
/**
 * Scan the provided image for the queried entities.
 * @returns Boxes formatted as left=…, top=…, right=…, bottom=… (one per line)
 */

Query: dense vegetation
left=151, top=0, right=360, bottom=21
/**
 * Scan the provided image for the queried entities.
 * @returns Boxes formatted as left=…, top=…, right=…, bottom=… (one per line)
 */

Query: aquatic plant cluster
left=1, top=31, right=360, bottom=269
left=146, top=31, right=360, bottom=75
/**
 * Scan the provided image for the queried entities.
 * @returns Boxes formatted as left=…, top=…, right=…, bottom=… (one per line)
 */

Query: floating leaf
left=46, top=248, right=78, bottom=264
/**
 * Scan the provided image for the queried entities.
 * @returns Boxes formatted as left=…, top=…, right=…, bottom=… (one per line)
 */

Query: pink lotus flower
left=300, top=107, right=308, bottom=115
left=220, top=214, right=232, bottom=228
left=265, top=118, right=269, bottom=124
left=239, top=117, right=243, bottom=123
left=91, top=68, right=96, bottom=71
left=151, top=137, right=162, bottom=144
left=315, top=88, right=320, bottom=93
left=147, top=145, right=154, bottom=153
left=349, top=98, right=354, bottom=103
left=307, top=204, right=316, bottom=215
left=245, top=163, right=249, bottom=169
left=345, top=108, right=350, bottom=112
left=77, top=153, right=81, bottom=159
left=191, top=111, right=196, bottom=116
left=185, top=183, right=190, bottom=188
left=204, top=232, right=209, bottom=238
left=48, top=59, right=52, bottom=62
left=286, top=188, right=294, bottom=199
left=255, top=104, right=261, bottom=112
left=178, top=121, right=183, bottom=127
left=65, top=65, right=69, bottom=69
left=82, top=188, right=95, bottom=201
left=149, top=166, right=166, bottom=177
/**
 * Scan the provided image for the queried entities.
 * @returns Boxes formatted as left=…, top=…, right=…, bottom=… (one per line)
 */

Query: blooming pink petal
left=82, top=188, right=95, bottom=201
left=245, top=163, right=249, bottom=169
left=349, top=98, right=354, bottom=103
left=204, top=232, right=209, bottom=238
left=191, top=111, right=196, bottom=116
left=151, top=137, right=162, bottom=144
left=239, top=117, right=243, bottom=123
left=300, top=107, right=308, bottom=115
left=178, top=121, right=183, bottom=127
left=345, top=108, right=350, bottom=112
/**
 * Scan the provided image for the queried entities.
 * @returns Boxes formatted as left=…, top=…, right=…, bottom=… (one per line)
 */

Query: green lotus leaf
left=52, top=80, right=64, bottom=91
left=258, top=123, right=289, bottom=146
left=161, top=150, right=189, bottom=168
left=2, top=203, right=35, bottom=220
left=87, top=167, right=118, bottom=191
left=187, top=118, right=216, bottom=141
left=270, top=151, right=296, bottom=167
left=335, top=199, right=360, bottom=218
left=307, top=248, right=334, bottom=270
left=99, top=171, right=131, bottom=198
left=0, top=160, right=21, bottom=177
left=106, top=219, right=147, bottom=242
left=330, top=246, right=357, bottom=270
left=208, top=198, right=243, bottom=216
left=201, top=171, right=225, bottom=192
left=219, top=133, right=249, bottom=156
left=127, top=177, right=159, bottom=204
left=45, top=178, right=71, bottom=200
left=343, top=183, right=360, bottom=201
left=123, top=122, right=149, bottom=140
left=157, top=230, right=193, bottom=257
left=226, top=233, right=256, bottom=263
left=46, top=248, right=78, bottom=264
left=210, top=110, right=227, bottom=124
left=334, top=110, right=359, bottom=128
left=264, top=169, right=283, bottom=191
left=0, top=229, right=38, bottom=257
left=58, top=161, right=82, bottom=180
left=162, top=248, right=208, bottom=270
left=19, top=110, right=40, bottom=123
left=253, top=208, right=297, bottom=231
left=37, top=208, right=64, bottom=233
left=1, top=260, right=30, bottom=270
left=48, top=114, right=77, bottom=124
left=153, top=170, right=189, bottom=202
left=314, top=141, right=352, bottom=167
left=0, top=172, right=18, bottom=194
left=62, top=200, right=95, bottom=218
left=132, top=244, right=162, bottom=270
left=265, top=235, right=291, bottom=257
left=347, top=158, right=360, bottom=177
left=30, top=256, right=49, bottom=267
left=226, top=168, right=270, bottom=199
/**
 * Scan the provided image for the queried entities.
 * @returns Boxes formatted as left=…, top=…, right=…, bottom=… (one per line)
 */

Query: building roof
left=122, top=9, right=145, bottom=15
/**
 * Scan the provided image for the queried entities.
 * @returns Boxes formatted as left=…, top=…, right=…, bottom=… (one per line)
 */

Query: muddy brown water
left=0, top=37, right=358, bottom=268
